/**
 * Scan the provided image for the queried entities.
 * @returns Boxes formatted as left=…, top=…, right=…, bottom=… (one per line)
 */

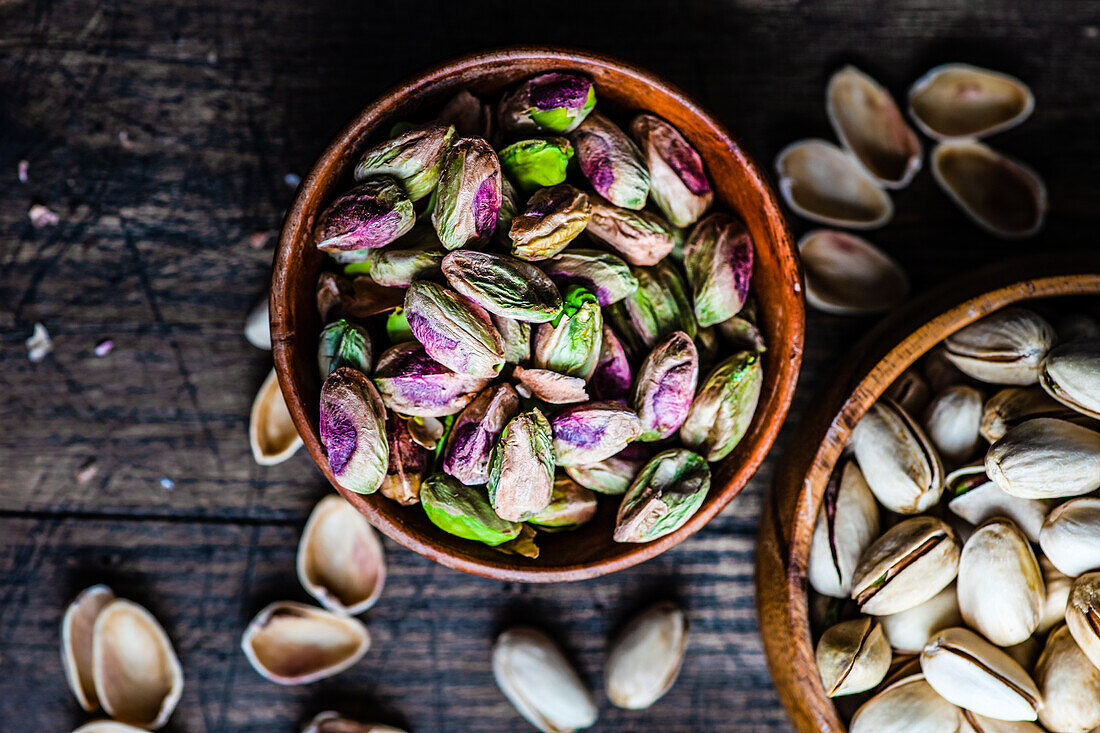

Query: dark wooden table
left=3, top=1, right=1098, bottom=730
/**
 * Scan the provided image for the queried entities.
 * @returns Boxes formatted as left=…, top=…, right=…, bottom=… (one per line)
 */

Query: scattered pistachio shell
left=1066, top=572, right=1100, bottom=673
left=509, top=184, right=592, bottom=261
left=315, top=177, right=416, bottom=252
left=442, top=251, right=562, bottom=323
left=629, top=113, right=713, bottom=227
left=499, top=137, right=574, bottom=193
left=404, top=281, right=505, bottom=378
left=493, top=314, right=532, bottom=364
left=798, top=229, right=908, bottom=315
left=632, top=331, right=699, bottom=442
left=297, top=495, right=386, bottom=615
left=1035, top=624, right=1100, bottom=733
left=606, top=260, right=696, bottom=355
left=589, top=325, right=633, bottom=401
left=850, top=399, right=944, bottom=514
left=584, top=198, right=675, bottom=266
left=571, top=111, right=651, bottom=210
left=72, top=722, right=149, bottom=733
left=241, top=601, right=370, bottom=685
left=816, top=617, right=891, bottom=697
left=498, top=73, right=596, bottom=134
left=533, top=285, right=603, bottom=379
left=373, top=341, right=490, bottom=417
left=775, top=139, right=894, bottom=229
left=320, top=367, right=388, bottom=495
left=849, top=673, right=960, bottom=733
left=527, top=475, right=598, bottom=532
left=550, top=401, right=643, bottom=466
left=980, top=386, right=1083, bottom=443
left=986, top=418, right=1100, bottom=499
left=302, top=711, right=408, bottom=733
left=565, top=443, right=650, bottom=496
left=606, top=601, right=688, bottom=709
left=420, top=473, right=521, bottom=545
left=318, top=319, right=373, bottom=377
left=1041, top=339, right=1100, bottom=419
left=511, top=365, right=589, bottom=404
left=909, top=64, right=1034, bottom=140
left=879, top=583, right=962, bottom=654
left=380, top=412, right=429, bottom=505
left=353, top=122, right=455, bottom=201
left=850, top=516, right=960, bottom=616
left=614, top=449, right=710, bottom=543
left=680, top=350, right=762, bottom=461
left=432, top=137, right=502, bottom=250
left=541, top=249, right=638, bottom=307
left=406, top=415, right=444, bottom=450
left=244, top=295, right=271, bottom=350
left=683, top=213, right=754, bottom=327
left=1040, top=497, right=1100, bottom=577
left=957, top=518, right=1043, bottom=646
left=62, top=584, right=116, bottom=711
left=251, top=367, right=304, bottom=466
left=442, top=383, right=521, bottom=485
left=808, top=460, right=880, bottom=598
left=487, top=409, right=555, bottom=522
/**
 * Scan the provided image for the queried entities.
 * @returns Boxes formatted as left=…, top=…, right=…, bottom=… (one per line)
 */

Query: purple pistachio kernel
left=472, top=177, right=499, bottom=238
left=319, top=367, right=388, bottom=494
left=550, top=401, right=643, bottom=466
left=373, top=342, right=490, bottom=417
left=406, top=311, right=460, bottom=352
left=404, top=281, right=505, bottom=378
left=683, top=213, right=755, bottom=327
left=530, top=73, right=592, bottom=110
left=570, top=112, right=650, bottom=210
left=591, top=325, right=633, bottom=401
left=442, top=383, right=521, bottom=485
left=583, top=148, right=615, bottom=193
left=314, top=177, right=415, bottom=252
left=630, top=114, right=714, bottom=227
left=632, top=331, right=699, bottom=441
left=669, top=144, right=711, bottom=195
left=320, top=403, right=357, bottom=475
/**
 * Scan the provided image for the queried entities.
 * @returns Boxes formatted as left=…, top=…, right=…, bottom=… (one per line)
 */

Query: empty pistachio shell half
left=850, top=399, right=944, bottom=514
left=981, top=385, right=1083, bottom=443
left=498, top=72, right=596, bottom=134
left=354, top=122, right=455, bottom=201
left=680, top=350, right=763, bottom=461
left=849, top=673, right=961, bottom=733
left=533, top=285, right=603, bottom=379
left=630, top=113, right=713, bottom=227
left=318, top=318, right=373, bottom=377
left=584, top=198, right=675, bottom=266
left=808, top=460, right=881, bottom=599
left=509, top=184, right=592, bottom=261
left=798, top=229, right=908, bottom=315
left=1066, top=572, right=1100, bottom=673
left=565, top=443, right=650, bottom=496
left=775, top=139, right=893, bottom=229
left=527, top=475, right=598, bottom=532
left=908, top=64, right=1034, bottom=140
left=499, top=137, right=574, bottom=193
left=816, top=616, right=891, bottom=697
left=632, top=331, right=699, bottom=442
left=380, top=412, right=429, bottom=505
left=432, top=137, right=502, bottom=250
left=606, top=260, right=696, bottom=356
left=315, top=177, right=416, bottom=252
left=605, top=601, right=688, bottom=709
left=302, top=711, right=408, bottom=733
left=879, top=582, right=962, bottom=654
left=487, top=409, right=555, bottom=522
left=986, top=418, right=1100, bottom=499
left=1035, top=624, right=1100, bottom=733
left=614, top=449, right=710, bottom=543
left=571, top=111, right=651, bottom=210
left=944, top=308, right=1055, bottom=385
left=241, top=601, right=369, bottom=685
left=540, top=249, right=638, bottom=307
left=442, top=383, right=521, bottom=485
left=492, top=627, right=598, bottom=733
left=373, top=342, right=490, bottom=417
left=921, top=627, right=1041, bottom=722
left=72, top=723, right=149, bottom=733
left=493, top=314, right=532, bottom=364
left=947, top=469, right=1050, bottom=543
left=550, top=401, right=642, bottom=466
left=923, top=385, right=984, bottom=466
left=1041, top=339, right=1100, bottom=419
left=1039, top=497, right=1100, bottom=577
left=957, top=518, right=1043, bottom=646
left=62, top=584, right=116, bottom=711
left=244, top=295, right=271, bottom=350
left=442, top=251, right=563, bottom=323
left=511, top=365, right=589, bottom=404
left=850, top=515, right=961, bottom=616
left=1039, top=554, right=1073, bottom=633
left=320, top=367, right=388, bottom=495
left=420, top=473, right=521, bottom=546
left=404, top=281, right=505, bottom=378
left=827, top=65, right=922, bottom=188
left=250, top=367, right=304, bottom=466
left=297, top=495, right=386, bottom=616
left=931, top=140, right=1047, bottom=238
left=683, top=213, right=754, bottom=327
left=590, top=325, right=633, bottom=401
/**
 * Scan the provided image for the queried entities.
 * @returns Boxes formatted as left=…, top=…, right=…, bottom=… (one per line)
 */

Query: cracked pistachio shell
left=512, top=366, right=589, bottom=405
left=62, top=585, right=116, bottom=712
left=849, top=674, right=960, bottom=733
left=851, top=398, right=945, bottom=514
left=947, top=468, right=1050, bottom=543
left=590, top=325, right=632, bottom=401
left=439, top=89, right=492, bottom=139
left=499, top=73, right=596, bottom=134
left=880, top=583, right=962, bottom=654
left=533, top=286, right=603, bottom=379
left=981, top=385, right=1084, bottom=443
left=487, top=409, right=555, bottom=522
left=1041, top=339, right=1100, bottom=419
left=944, top=308, right=1056, bottom=385
left=241, top=601, right=369, bottom=685
left=372, top=341, right=490, bottom=417
left=986, top=418, right=1100, bottom=499
left=354, top=122, right=455, bottom=201
left=921, top=627, right=1041, bottom=722
left=680, top=350, right=762, bottom=461
left=605, top=601, right=688, bottom=709
left=302, top=711, right=408, bottom=733
left=632, top=331, right=699, bottom=442
left=614, top=449, right=710, bottom=543
left=492, top=627, right=598, bottom=733
left=315, top=177, right=416, bottom=252
left=509, top=184, right=592, bottom=261
left=808, top=460, right=881, bottom=598
left=683, top=214, right=754, bottom=327
left=607, top=260, right=696, bottom=356
left=404, top=281, right=504, bottom=378
left=816, top=617, right=891, bottom=697
left=318, top=318, right=373, bottom=377
left=1039, top=554, right=1073, bottom=633
left=499, top=137, right=574, bottom=193
left=1036, top=624, right=1100, bottom=733
left=442, top=383, right=521, bottom=485
left=629, top=113, right=713, bottom=227
left=1039, top=497, right=1100, bottom=577
left=432, top=137, right=502, bottom=250
left=297, top=495, right=386, bottom=615
left=571, top=111, right=650, bottom=209
left=775, top=139, right=894, bottom=229
left=251, top=367, right=303, bottom=466
left=850, top=516, right=961, bottom=616
left=550, top=401, right=642, bottom=466
left=493, top=314, right=532, bottom=364
left=565, top=443, right=650, bottom=496
left=320, top=368, right=388, bottom=495
left=1066, top=572, right=1100, bottom=673
left=585, top=198, right=675, bottom=266
left=527, top=475, right=598, bottom=531
left=909, top=64, right=1034, bottom=140
left=957, top=518, right=1043, bottom=646
left=541, top=249, right=638, bottom=306
left=799, top=229, right=909, bottom=315
left=379, top=412, right=430, bottom=505
left=421, top=473, right=522, bottom=545
left=365, top=230, right=445, bottom=288
left=923, top=385, right=984, bottom=466
left=442, top=251, right=562, bottom=323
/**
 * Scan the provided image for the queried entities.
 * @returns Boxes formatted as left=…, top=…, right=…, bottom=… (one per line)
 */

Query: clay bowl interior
left=272, top=46, right=804, bottom=582
left=756, top=255, right=1100, bottom=732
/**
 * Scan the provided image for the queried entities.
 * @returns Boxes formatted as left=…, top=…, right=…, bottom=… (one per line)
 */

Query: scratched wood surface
left=2, top=0, right=1099, bottom=730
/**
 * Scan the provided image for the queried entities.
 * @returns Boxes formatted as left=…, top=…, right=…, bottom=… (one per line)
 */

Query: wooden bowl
left=756, top=254, right=1100, bottom=732
left=272, top=46, right=804, bottom=582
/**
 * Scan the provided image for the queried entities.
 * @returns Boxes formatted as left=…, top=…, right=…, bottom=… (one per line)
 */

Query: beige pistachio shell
left=775, top=139, right=893, bottom=229
left=72, top=723, right=150, bottom=733
left=959, top=711, right=1045, bottom=733
left=981, top=386, right=1083, bottom=443
left=93, top=599, right=183, bottom=729
left=1041, top=339, right=1100, bottom=419
left=850, top=399, right=944, bottom=514
left=1040, top=498, right=1100, bottom=578
left=885, top=367, right=932, bottom=416
left=879, top=582, right=962, bottom=654
left=605, top=600, right=687, bottom=709
left=944, top=309, right=1055, bottom=386
left=808, top=460, right=880, bottom=598
left=827, top=65, right=922, bottom=188
left=241, top=601, right=370, bottom=685
left=849, top=673, right=961, bottom=733
left=923, top=385, right=984, bottom=466
left=250, top=367, right=303, bottom=465
left=908, top=64, right=1034, bottom=140
left=957, top=518, right=1044, bottom=646
left=62, top=584, right=115, bottom=712
left=302, top=711, right=408, bottom=733
left=297, top=495, right=386, bottom=615
left=798, top=230, right=908, bottom=315
left=987, top=418, right=1100, bottom=499
left=1039, top=553, right=1073, bottom=632
left=947, top=477, right=1051, bottom=543
left=1035, top=624, right=1100, bottom=733
left=815, top=617, right=891, bottom=697
left=1066, top=572, right=1100, bottom=673
left=244, top=295, right=271, bottom=350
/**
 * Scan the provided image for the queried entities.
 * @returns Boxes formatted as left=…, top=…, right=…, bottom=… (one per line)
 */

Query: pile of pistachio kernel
left=808, top=305, right=1100, bottom=732
left=311, top=72, right=766, bottom=557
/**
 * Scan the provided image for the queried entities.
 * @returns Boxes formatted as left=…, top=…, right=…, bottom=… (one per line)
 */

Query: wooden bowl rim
left=272, top=44, right=804, bottom=582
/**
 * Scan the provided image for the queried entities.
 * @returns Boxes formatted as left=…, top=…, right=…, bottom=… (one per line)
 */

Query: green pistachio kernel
left=499, top=138, right=574, bottom=193
left=420, top=473, right=522, bottom=546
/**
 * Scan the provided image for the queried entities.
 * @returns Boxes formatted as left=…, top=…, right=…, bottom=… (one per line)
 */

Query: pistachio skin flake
left=629, top=113, right=713, bottom=228
left=319, top=367, right=389, bottom=495
left=404, top=281, right=505, bottom=378
left=314, top=177, right=416, bottom=252
left=540, top=249, right=639, bottom=306
left=614, top=449, right=711, bottom=543
left=372, top=342, right=490, bottom=417
left=420, top=473, right=522, bottom=546
left=441, top=251, right=563, bottom=323
left=380, top=411, right=430, bottom=505
left=353, top=122, right=456, bottom=201
left=442, top=383, right=521, bottom=486
left=551, top=401, right=643, bottom=466
left=607, top=261, right=697, bottom=356
left=487, top=409, right=556, bottom=522
left=317, top=318, right=373, bottom=377
left=509, top=184, right=592, bottom=261
left=585, top=198, right=676, bottom=266
left=683, top=213, right=754, bottom=327
left=432, top=137, right=503, bottom=250
left=571, top=111, right=651, bottom=210
left=632, top=331, right=700, bottom=442
left=533, top=285, right=604, bottom=379
left=499, top=72, right=597, bottom=134
left=499, top=138, right=574, bottom=193
left=680, top=350, right=763, bottom=461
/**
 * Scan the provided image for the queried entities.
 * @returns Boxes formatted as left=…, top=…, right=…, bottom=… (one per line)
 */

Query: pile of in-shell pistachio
left=309, top=71, right=765, bottom=557
left=809, top=305, right=1100, bottom=732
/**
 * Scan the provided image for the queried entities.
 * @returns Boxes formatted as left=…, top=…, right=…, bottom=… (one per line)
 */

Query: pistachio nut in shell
left=499, top=137, right=574, bottom=193
left=540, top=249, right=638, bottom=306
left=62, top=584, right=116, bottom=711
left=944, top=308, right=1055, bottom=385
left=1040, top=497, right=1100, bottom=577
left=1066, top=572, right=1100, bottom=672
left=908, top=63, right=1034, bottom=140
left=571, top=111, right=651, bottom=210
left=879, top=582, right=962, bottom=654
left=380, top=412, right=429, bottom=505
left=584, top=198, right=675, bottom=267
left=565, top=443, right=650, bottom=496
left=986, top=418, right=1100, bottom=499
left=527, top=475, right=598, bottom=532
left=629, top=113, right=713, bottom=227
left=815, top=617, right=891, bottom=697
left=850, top=398, right=945, bottom=514
left=244, top=295, right=270, bottom=350
left=250, top=367, right=304, bottom=466
left=716, top=313, right=767, bottom=354
left=550, top=401, right=642, bottom=466
left=1038, top=554, right=1073, bottom=633
left=1041, top=339, right=1100, bottom=419
left=432, top=137, right=502, bottom=250
left=318, top=318, right=373, bottom=377
left=849, top=673, right=962, bottom=733
left=589, top=325, right=633, bottom=401
left=315, top=177, right=416, bottom=252
left=487, top=409, right=555, bottom=522
left=606, top=260, right=696, bottom=355
left=798, top=229, right=909, bottom=315
left=439, top=89, right=492, bottom=139
left=957, top=517, right=1043, bottom=646
left=614, top=449, right=710, bottom=543
left=775, top=139, right=894, bottom=229
left=808, top=460, right=880, bottom=598
left=923, top=385, right=984, bottom=466
left=404, top=281, right=505, bottom=378
left=512, top=365, right=589, bottom=405
left=297, top=495, right=385, bottom=616
left=509, top=184, right=592, bottom=261
left=491, top=627, right=598, bottom=733
left=442, top=250, right=562, bottom=323
left=302, top=711, right=408, bottom=733
left=1035, top=624, right=1100, bottom=733
left=680, top=350, right=763, bottom=461
left=320, top=368, right=388, bottom=495
left=241, top=601, right=369, bottom=685
left=498, top=72, right=596, bottom=134
left=981, top=386, right=1083, bottom=443
left=631, top=331, right=699, bottom=442
left=493, top=314, right=532, bottom=364
left=605, top=601, right=688, bottom=709
left=683, top=213, right=754, bottom=327
left=420, top=473, right=521, bottom=546
left=372, top=342, right=490, bottom=417
left=533, top=285, right=603, bottom=379
left=353, top=122, right=455, bottom=201
left=947, top=472, right=1050, bottom=543
left=442, top=383, right=520, bottom=485
left=850, top=515, right=960, bottom=616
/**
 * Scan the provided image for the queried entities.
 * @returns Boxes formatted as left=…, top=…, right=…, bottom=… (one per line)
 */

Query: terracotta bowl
left=756, top=255, right=1100, bottom=732
left=272, top=46, right=804, bottom=582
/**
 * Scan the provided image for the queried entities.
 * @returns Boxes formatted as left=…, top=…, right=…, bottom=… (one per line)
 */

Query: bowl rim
left=272, top=44, right=804, bottom=582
